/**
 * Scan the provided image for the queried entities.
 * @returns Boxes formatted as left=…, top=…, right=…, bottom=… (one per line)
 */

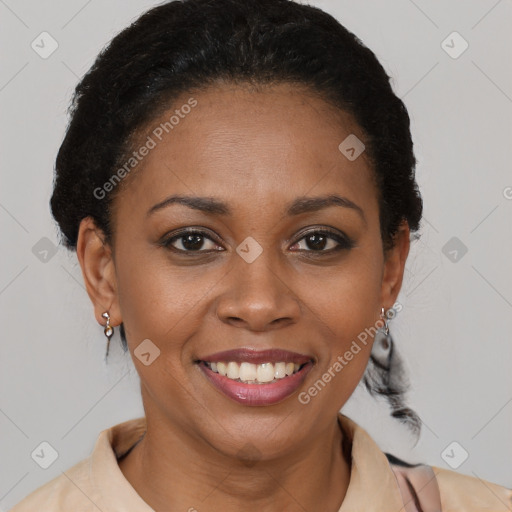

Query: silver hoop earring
left=371, top=307, right=392, bottom=365
left=380, top=306, right=390, bottom=336
left=102, top=311, right=114, bottom=358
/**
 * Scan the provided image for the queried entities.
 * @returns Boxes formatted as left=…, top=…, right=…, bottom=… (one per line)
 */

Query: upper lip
left=198, top=348, right=313, bottom=365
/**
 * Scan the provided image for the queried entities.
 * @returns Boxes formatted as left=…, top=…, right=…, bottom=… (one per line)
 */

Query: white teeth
left=217, top=362, right=227, bottom=376
left=226, top=361, right=239, bottom=380
left=274, top=362, right=286, bottom=379
left=239, top=362, right=257, bottom=381
left=257, top=363, right=275, bottom=383
left=205, top=361, right=305, bottom=384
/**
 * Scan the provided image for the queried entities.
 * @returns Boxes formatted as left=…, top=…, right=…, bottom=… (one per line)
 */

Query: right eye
left=161, top=229, right=224, bottom=253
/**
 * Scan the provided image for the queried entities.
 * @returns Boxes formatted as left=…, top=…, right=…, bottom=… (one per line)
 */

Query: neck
left=119, top=414, right=351, bottom=512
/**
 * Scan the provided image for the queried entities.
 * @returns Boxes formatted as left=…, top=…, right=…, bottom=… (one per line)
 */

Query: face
left=78, top=82, right=409, bottom=460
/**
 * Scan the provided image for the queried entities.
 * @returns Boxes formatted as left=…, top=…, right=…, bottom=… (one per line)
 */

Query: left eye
left=290, top=230, right=354, bottom=252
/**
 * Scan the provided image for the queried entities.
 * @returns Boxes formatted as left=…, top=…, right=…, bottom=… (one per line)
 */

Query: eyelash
left=160, top=227, right=355, bottom=255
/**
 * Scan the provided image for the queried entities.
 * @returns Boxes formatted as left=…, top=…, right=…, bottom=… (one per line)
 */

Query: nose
left=215, top=251, right=301, bottom=332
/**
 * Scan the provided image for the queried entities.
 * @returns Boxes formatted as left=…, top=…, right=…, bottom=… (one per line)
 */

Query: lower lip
left=199, top=362, right=313, bottom=406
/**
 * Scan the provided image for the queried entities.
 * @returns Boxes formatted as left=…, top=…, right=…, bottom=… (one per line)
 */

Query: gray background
left=1, top=0, right=511, bottom=508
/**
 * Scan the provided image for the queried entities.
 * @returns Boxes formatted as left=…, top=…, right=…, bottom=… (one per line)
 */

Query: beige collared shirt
left=9, top=413, right=512, bottom=511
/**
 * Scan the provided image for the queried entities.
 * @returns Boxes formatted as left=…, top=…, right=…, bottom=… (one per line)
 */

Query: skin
left=77, top=82, right=410, bottom=512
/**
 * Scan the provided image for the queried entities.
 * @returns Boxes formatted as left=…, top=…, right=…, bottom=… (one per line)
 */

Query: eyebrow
left=147, top=193, right=366, bottom=223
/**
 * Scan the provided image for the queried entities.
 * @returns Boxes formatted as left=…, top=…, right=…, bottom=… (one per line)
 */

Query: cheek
left=295, top=250, right=381, bottom=396
left=297, top=250, right=383, bottom=338
left=114, top=247, right=221, bottom=374
left=114, top=258, right=201, bottom=405
left=114, top=251, right=189, bottom=351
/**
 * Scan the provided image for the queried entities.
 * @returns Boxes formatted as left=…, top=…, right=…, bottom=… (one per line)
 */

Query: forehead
left=114, top=83, right=378, bottom=219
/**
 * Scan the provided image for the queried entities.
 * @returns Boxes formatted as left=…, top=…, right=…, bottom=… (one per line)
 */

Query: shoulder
left=386, top=454, right=512, bottom=511
left=9, top=417, right=147, bottom=512
left=433, top=465, right=512, bottom=510
left=8, top=457, right=97, bottom=512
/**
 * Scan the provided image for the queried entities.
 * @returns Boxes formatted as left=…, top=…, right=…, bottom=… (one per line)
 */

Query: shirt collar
left=90, top=416, right=153, bottom=511
left=337, top=413, right=405, bottom=511
left=90, top=413, right=403, bottom=511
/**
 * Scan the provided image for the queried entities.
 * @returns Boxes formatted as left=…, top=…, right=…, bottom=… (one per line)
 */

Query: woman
left=10, top=0, right=511, bottom=510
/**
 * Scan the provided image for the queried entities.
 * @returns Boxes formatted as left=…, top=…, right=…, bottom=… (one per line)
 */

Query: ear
left=380, top=220, right=411, bottom=311
left=76, top=217, right=122, bottom=328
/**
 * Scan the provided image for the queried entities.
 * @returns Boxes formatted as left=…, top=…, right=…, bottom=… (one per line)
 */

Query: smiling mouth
left=196, top=348, right=315, bottom=406
left=201, top=360, right=307, bottom=384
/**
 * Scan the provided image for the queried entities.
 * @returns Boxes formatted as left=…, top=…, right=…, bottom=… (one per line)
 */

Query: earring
left=102, top=311, right=114, bottom=359
left=371, top=307, right=392, bottom=366
left=380, top=306, right=390, bottom=336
